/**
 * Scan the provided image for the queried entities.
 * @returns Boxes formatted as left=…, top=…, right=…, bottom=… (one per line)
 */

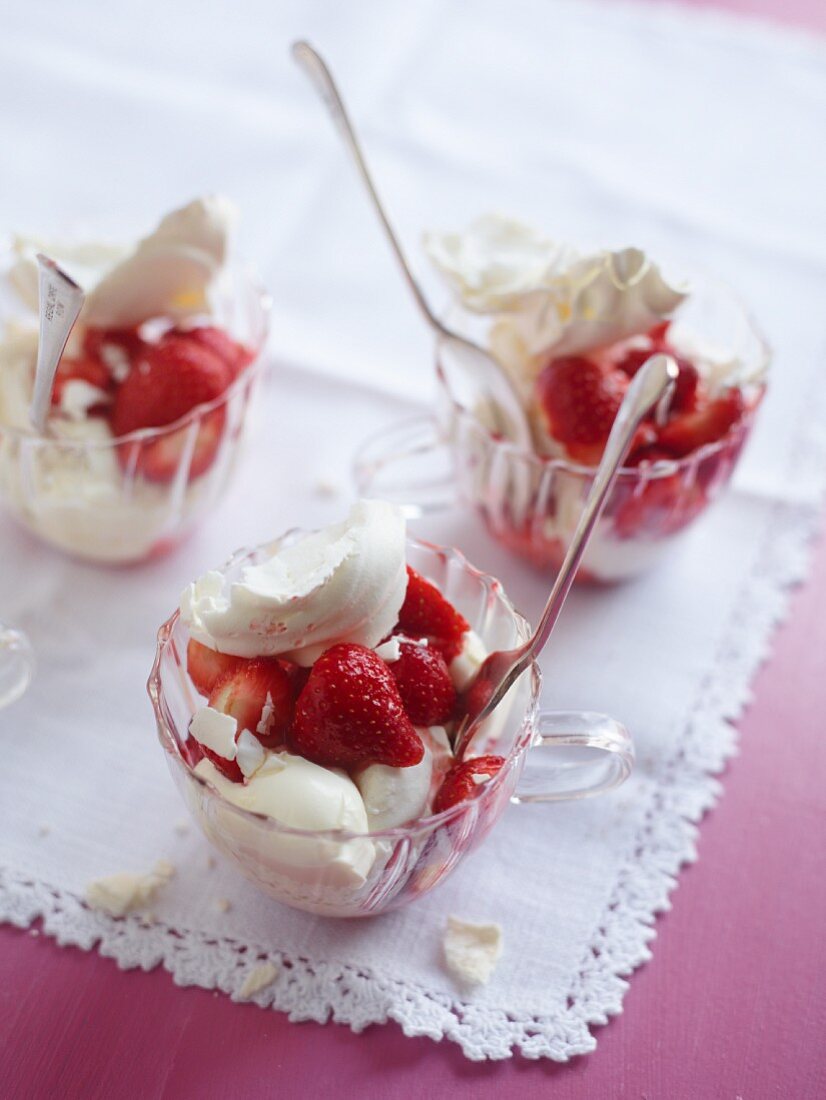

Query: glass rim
left=148, top=532, right=542, bottom=843
left=434, top=273, right=771, bottom=480
left=0, top=257, right=272, bottom=448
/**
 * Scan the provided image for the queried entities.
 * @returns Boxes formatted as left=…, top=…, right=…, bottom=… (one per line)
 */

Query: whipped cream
left=181, top=500, right=408, bottom=665
left=195, top=752, right=377, bottom=888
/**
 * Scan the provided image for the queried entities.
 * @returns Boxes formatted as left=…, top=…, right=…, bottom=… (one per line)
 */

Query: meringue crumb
left=37, top=824, right=51, bottom=837
left=215, top=897, right=231, bottom=913
left=443, top=917, right=503, bottom=986
left=238, top=962, right=279, bottom=1000
left=85, top=860, right=176, bottom=917
left=206, top=855, right=217, bottom=870
left=174, top=819, right=190, bottom=836
left=29, top=928, right=40, bottom=937
left=314, top=476, right=342, bottom=498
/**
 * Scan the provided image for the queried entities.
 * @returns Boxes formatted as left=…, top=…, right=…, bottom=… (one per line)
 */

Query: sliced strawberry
left=433, top=755, right=506, bottom=813
left=110, top=340, right=231, bottom=438
left=182, top=732, right=243, bottom=782
left=657, top=390, right=745, bottom=458
left=397, top=568, right=469, bottom=663
left=134, top=406, right=226, bottom=483
left=535, top=355, right=632, bottom=465
left=290, top=643, right=424, bottom=769
left=669, top=358, right=702, bottom=414
left=209, top=658, right=297, bottom=748
left=389, top=642, right=457, bottom=726
left=51, top=356, right=113, bottom=406
left=186, top=638, right=245, bottom=697
left=167, top=326, right=254, bottom=380
left=82, top=325, right=146, bottom=365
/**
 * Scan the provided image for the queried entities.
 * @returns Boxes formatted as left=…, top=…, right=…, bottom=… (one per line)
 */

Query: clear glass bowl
left=149, top=534, right=634, bottom=917
left=355, top=279, right=769, bottom=582
left=0, top=262, right=270, bottom=564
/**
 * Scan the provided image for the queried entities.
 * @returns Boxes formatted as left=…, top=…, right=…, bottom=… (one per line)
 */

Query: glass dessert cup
left=355, top=279, right=769, bottom=583
left=149, top=535, right=634, bottom=918
left=0, top=261, right=270, bottom=565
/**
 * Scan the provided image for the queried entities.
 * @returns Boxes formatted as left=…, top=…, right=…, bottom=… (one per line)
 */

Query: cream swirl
left=180, top=500, right=408, bottom=665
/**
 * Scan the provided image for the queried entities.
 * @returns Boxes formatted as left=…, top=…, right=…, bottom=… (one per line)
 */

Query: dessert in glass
left=149, top=501, right=633, bottom=917
left=0, top=196, right=270, bottom=564
left=356, top=216, right=769, bottom=582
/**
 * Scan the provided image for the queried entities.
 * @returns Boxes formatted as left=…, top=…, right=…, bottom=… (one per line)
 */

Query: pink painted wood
left=2, top=4, right=825, bottom=1097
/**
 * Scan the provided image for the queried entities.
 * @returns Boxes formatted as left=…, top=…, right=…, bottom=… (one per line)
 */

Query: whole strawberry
left=291, top=643, right=424, bottom=769
left=397, top=567, right=469, bottom=663
left=389, top=642, right=457, bottom=726
left=433, top=755, right=506, bottom=813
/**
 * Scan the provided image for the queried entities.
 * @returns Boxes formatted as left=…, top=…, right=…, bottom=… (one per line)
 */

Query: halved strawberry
left=209, top=659, right=297, bottom=748
left=432, top=755, right=506, bottom=813
left=182, top=733, right=243, bottom=782
left=389, top=642, right=457, bottom=726
left=110, top=340, right=231, bottom=438
left=290, top=643, right=424, bottom=769
left=186, top=638, right=245, bottom=697
left=396, top=568, right=469, bottom=663
left=167, top=326, right=254, bottom=380
left=657, top=390, right=745, bottom=458
left=51, top=356, right=113, bottom=406
left=135, top=407, right=226, bottom=483
left=535, top=355, right=637, bottom=465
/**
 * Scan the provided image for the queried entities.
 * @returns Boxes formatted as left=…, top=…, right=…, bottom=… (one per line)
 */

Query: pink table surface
left=3, top=3, right=826, bottom=1097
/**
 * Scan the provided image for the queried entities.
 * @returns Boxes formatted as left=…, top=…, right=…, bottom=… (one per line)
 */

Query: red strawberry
left=182, top=733, right=243, bottom=782
left=50, top=355, right=113, bottom=407
left=657, top=390, right=745, bottom=458
left=669, top=358, right=701, bottom=413
left=186, top=638, right=245, bottom=697
left=167, top=326, right=254, bottom=379
left=397, top=568, right=469, bottom=663
left=82, top=325, right=146, bottom=366
left=110, top=341, right=231, bottom=437
left=535, top=355, right=636, bottom=465
left=290, top=644, right=424, bottom=769
left=133, top=407, right=226, bottom=483
left=615, top=345, right=652, bottom=379
left=433, top=755, right=506, bottom=813
left=389, top=642, right=457, bottom=726
left=209, top=659, right=297, bottom=748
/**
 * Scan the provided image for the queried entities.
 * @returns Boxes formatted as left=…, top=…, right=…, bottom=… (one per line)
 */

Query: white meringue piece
left=190, top=706, right=238, bottom=760
left=180, top=500, right=407, bottom=665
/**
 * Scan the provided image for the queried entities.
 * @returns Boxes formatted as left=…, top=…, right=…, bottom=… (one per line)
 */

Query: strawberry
left=186, top=638, right=245, bottom=697
left=290, top=643, right=424, bottom=769
left=432, top=755, right=506, bottom=813
left=396, top=568, right=469, bottom=663
left=82, top=325, right=146, bottom=365
left=669, top=358, right=701, bottom=414
left=167, top=326, right=254, bottom=380
left=535, top=355, right=634, bottom=465
left=389, top=642, right=457, bottom=726
left=110, top=341, right=231, bottom=438
left=209, top=659, right=297, bottom=748
left=133, top=407, right=226, bottom=483
left=657, top=390, right=745, bottom=458
left=182, top=733, right=243, bottom=782
left=50, top=355, right=113, bottom=406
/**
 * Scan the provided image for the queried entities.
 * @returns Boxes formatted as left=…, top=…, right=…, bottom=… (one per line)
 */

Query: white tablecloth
left=1, top=0, right=824, bottom=1061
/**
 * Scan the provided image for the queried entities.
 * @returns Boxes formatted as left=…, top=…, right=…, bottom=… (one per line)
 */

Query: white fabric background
left=0, top=0, right=824, bottom=1062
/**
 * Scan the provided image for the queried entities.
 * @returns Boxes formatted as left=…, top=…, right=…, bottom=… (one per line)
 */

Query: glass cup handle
left=0, top=623, right=34, bottom=709
left=512, top=710, right=634, bottom=804
left=352, top=414, right=456, bottom=515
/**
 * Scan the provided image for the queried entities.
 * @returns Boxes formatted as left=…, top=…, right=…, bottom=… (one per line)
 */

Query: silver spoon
left=455, top=353, right=678, bottom=759
left=29, top=253, right=85, bottom=435
left=291, top=40, right=533, bottom=450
